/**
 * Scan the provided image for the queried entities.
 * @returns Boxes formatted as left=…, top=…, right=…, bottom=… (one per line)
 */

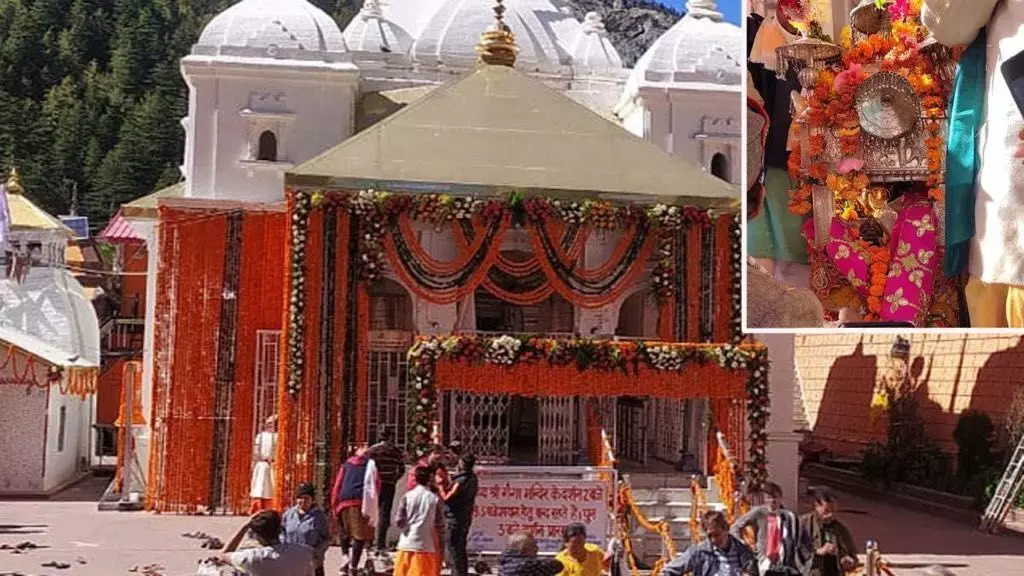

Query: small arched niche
left=615, top=289, right=658, bottom=338
left=711, top=152, right=729, bottom=182
left=369, top=278, right=413, bottom=332
left=256, top=130, right=278, bottom=162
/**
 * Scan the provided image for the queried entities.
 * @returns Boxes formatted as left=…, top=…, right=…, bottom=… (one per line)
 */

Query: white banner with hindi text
left=467, top=478, right=609, bottom=553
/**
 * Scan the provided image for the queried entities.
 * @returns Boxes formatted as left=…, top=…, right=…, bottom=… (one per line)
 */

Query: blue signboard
left=60, top=216, right=90, bottom=240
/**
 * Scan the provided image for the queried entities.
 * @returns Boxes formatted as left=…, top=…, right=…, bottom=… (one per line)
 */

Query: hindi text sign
left=468, top=479, right=609, bottom=553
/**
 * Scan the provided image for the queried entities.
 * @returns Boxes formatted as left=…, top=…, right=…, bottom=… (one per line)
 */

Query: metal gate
left=616, top=398, right=647, bottom=465
left=367, top=332, right=412, bottom=448
left=538, top=397, right=576, bottom=465
left=252, top=330, right=280, bottom=451
left=446, top=392, right=511, bottom=460
left=652, top=398, right=686, bottom=464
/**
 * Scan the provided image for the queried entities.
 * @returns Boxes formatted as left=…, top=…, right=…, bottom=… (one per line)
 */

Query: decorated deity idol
left=781, top=0, right=962, bottom=327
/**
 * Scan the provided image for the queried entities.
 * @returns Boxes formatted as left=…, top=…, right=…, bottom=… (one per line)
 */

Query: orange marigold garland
left=863, top=241, right=891, bottom=321
left=787, top=5, right=953, bottom=218
left=408, top=336, right=772, bottom=489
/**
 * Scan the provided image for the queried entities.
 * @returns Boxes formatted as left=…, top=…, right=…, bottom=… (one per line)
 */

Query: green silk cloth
left=944, top=28, right=986, bottom=277
left=747, top=167, right=809, bottom=264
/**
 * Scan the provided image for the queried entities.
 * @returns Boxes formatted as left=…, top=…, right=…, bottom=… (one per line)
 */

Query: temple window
left=256, top=130, right=278, bottom=162
left=711, top=152, right=729, bottom=182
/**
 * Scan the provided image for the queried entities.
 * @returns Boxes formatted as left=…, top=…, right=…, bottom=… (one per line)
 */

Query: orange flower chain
left=788, top=2, right=951, bottom=216
left=863, top=240, right=891, bottom=321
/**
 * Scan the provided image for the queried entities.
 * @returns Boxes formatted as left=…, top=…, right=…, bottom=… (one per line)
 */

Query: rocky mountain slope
left=562, top=0, right=682, bottom=67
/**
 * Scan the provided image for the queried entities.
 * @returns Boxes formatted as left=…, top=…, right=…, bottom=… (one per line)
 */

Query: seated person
left=222, top=510, right=314, bottom=576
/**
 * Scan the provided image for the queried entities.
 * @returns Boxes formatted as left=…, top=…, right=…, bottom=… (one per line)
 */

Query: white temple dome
left=193, top=0, right=348, bottom=60
left=571, top=12, right=623, bottom=72
left=411, top=0, right=581, bottom=73
left=627, top=0, right=742, bottom=87
left=343, top=0, right=414, bottom=54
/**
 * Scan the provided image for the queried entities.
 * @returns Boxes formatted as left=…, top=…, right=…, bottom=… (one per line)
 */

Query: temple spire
left=476, top=0, right=518, bottom=67
left=5, top=167, right=23, bottom=195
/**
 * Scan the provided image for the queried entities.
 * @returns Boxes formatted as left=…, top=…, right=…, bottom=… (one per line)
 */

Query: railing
left=104, top=318, right=145, bottom=353
left=617, top=481, right=678, bottom=576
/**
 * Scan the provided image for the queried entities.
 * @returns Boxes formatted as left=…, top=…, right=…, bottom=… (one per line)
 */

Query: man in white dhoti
left=250, top=415, right=278, bottom=513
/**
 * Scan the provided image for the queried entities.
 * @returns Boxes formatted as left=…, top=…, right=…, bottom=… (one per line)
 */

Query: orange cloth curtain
left=146, top=207, right=228, bottom=513
left=146, top=207, right=286, bottom=514
left=224, top=211, right=287, bottom=513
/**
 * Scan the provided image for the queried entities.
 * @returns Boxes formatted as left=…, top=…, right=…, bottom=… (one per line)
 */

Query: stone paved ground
left=1, top=476, right=1022, bottom=576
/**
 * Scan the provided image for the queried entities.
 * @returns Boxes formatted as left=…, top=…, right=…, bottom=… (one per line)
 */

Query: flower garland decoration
left=862, top=238, right=891, bottom=320
left=788, top=1, right=951, bottom=216
left=649, top=205, right=711, bottom=300
left=286, top=189, right=311, bottom=395
left=406, top=335, right=771, bottom=488
left=729, top=214, right=743, bottom=344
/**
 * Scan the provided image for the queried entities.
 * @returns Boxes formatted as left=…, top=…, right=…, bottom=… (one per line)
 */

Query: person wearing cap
left=554, top=523, right=609, bottom=576
left=282, top=483, right=331, bottom=576
left=249, top=415, right=279, bottom=513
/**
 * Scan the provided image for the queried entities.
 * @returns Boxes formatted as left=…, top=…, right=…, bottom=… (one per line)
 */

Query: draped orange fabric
left=225, top=210, right=287, bottom=514
left=383, top=214, right=513, bottom=304
left=686, top=227, right=704, bottom=342
left=527, top=223, right=655, bottom=309
left=433, top=362, right=745, bottom=400
left=533, top=220, right=637, bottom=282
left=146, top=207, right=227, bottom=513
left=658, top=300, right=676, bottom=341
left=355, top=284, right=370, bottom=445
left=398, top=214, right=495, bottom=276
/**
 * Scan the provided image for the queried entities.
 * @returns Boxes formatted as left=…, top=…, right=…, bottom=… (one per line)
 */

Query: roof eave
left=285, top=175, right=739, bottom=212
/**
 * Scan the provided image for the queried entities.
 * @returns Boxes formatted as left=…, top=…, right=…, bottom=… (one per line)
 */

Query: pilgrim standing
left=394, top=466, right=446, bottom=576
left=367, top=427, right=406, bottom=555
left=441, top=454, right=479, bottom=576
left=331, top=446, right=376, bottom=576
left=249, top=415, right=278, bottom=513
left=281, top=483, right=331, bottom=576
left=730, top=481, right=810, bottom=576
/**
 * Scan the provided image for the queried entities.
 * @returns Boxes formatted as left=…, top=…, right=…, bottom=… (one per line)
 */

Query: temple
left=108, top=0, right=795, bottom=559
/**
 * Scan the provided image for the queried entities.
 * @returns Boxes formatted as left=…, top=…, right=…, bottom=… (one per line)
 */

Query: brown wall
left=796, top=334, right=1024, bottom=458
left=119, top=243, right=147, bottom=318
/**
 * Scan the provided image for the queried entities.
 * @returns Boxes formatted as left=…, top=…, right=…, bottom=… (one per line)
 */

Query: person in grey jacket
left=730, top=482, right=810, bottom=576
left=664, top=510, right=757, bottom=576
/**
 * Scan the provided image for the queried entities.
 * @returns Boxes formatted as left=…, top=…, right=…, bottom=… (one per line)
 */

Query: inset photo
left=745, top=0, right=1006, bottom=330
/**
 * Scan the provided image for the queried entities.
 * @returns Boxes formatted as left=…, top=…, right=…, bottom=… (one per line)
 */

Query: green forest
left=0, top=0, right=361, bottom=227
left=0, top=0, right=674, bottom=229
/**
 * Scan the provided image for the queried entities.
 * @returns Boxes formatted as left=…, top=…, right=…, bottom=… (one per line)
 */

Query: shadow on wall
left=807, top=335, right=1024, bottom=460
left=970, top=337, right=1024, bottom=419
left=814, top=340, right=879, bottom=457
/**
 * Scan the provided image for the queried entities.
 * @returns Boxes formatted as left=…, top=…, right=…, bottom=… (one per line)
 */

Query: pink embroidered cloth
left=880, top=200, right=938, bottom=325
left=804, top=198, right=939, bottom=326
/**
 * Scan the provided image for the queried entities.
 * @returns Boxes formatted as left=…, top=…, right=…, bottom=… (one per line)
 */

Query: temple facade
left=113, top=2, right=800, bottom=538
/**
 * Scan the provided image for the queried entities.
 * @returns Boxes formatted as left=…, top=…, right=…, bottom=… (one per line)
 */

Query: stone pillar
left=757, top=334, right=802, bottom=502
left=135, top=220, right=159, bottom=483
